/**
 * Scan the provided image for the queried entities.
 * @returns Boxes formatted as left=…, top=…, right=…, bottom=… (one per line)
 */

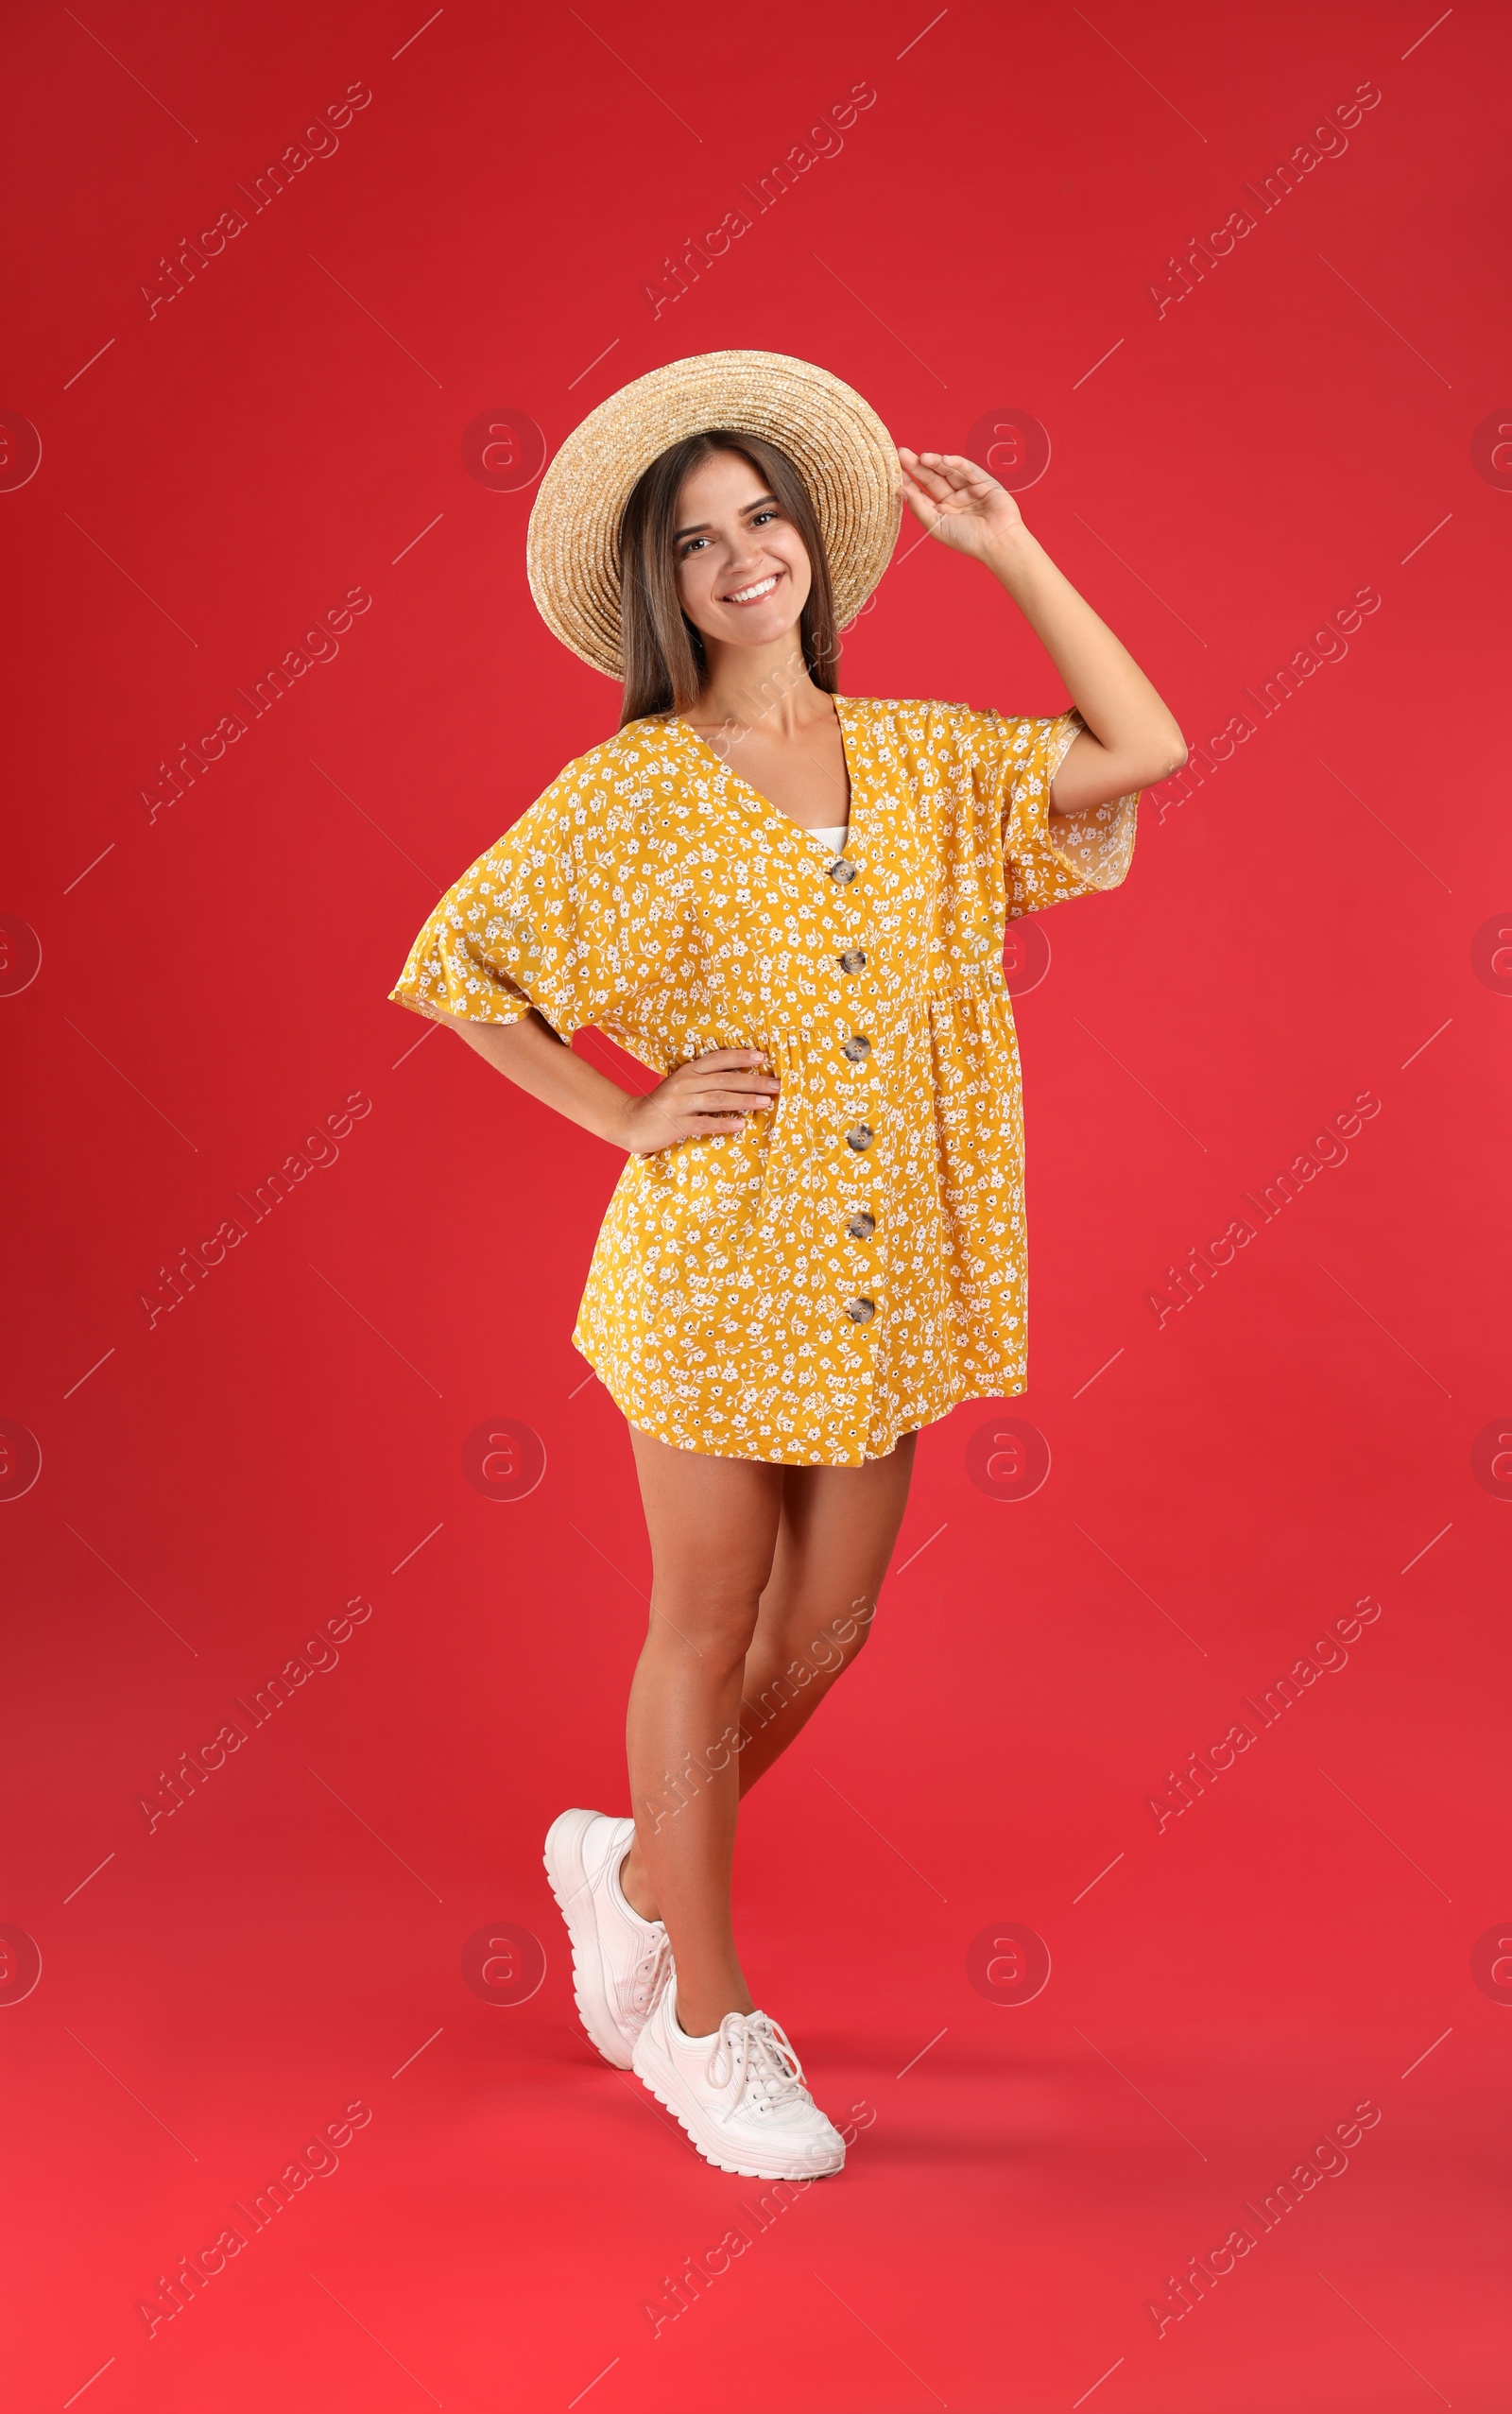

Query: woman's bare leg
left=737, top=1431, right=917, bottom=1791
left=620, top=1429, right=917, bottom=2033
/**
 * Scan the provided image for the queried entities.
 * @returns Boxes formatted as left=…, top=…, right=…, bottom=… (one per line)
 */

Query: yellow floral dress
left=389, top=698, right=1139, bottom=1466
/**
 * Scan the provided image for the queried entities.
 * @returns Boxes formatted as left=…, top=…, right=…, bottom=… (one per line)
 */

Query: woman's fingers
left=902, top=449, right=998, bottom=501
left=685, top=1072, right=778, bottom=1094
left=688, top=1047, right=769, bottom=1071
left=899, top=457, right=953, bottom=504
left=684, top=1090, right=774, bottom=1114
left=678, top=1072, right=778, bottom=1097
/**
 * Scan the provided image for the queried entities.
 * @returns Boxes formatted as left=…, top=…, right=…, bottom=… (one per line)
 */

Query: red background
left=5, top=2, right=1508, bottom=2408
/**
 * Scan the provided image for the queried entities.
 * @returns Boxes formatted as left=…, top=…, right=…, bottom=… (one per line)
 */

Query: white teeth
left=727, top=575, right=778, bottom=603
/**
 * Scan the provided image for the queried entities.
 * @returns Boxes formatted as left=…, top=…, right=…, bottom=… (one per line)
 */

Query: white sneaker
left=631, top=1976, right=846, bottom=2180
left=543, top=1808, right=672, bottom=2069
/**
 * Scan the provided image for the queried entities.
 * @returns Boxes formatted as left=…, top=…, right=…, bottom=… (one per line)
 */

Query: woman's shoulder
left=502, top=716, right=682, bottom=837
left=568, top=715, right=683, bottom=773
left=842, top=694, right=1009, bottom=755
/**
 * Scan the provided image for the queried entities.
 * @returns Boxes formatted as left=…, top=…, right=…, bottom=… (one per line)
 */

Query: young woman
left=390, top=351, right=1184, bottom=2181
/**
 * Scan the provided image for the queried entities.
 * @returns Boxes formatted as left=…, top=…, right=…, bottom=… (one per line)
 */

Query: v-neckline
left=672, top=695, right=859, bottom=859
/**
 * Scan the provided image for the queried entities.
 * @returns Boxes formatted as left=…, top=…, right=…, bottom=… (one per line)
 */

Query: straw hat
left=525, top=349, right=902, bottom=679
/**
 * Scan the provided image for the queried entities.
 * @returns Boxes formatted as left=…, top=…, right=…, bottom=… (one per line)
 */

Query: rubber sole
left=631, top=2042, right=846, bottom=2181
left=542, top=1807, right=636, bottom=2071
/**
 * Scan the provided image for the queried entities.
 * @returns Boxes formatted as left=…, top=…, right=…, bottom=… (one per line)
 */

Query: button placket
left=832, top=847, right=879, bottom=1366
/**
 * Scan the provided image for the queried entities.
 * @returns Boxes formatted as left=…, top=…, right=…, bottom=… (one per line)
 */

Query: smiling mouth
left=721, top=572, right=782, bottom=606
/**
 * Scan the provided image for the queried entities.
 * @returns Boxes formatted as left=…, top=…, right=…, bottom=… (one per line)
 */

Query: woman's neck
left=687, top=639, right=832, bottom=739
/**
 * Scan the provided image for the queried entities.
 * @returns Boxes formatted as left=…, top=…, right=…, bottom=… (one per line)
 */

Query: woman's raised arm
left=897, top=447, right=1187, bottom=814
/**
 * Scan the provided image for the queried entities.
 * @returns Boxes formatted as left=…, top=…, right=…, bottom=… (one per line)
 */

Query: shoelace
left=625, top=1927, right=672, bottom=2014
left=705, top=2011, right=810, bottom=2117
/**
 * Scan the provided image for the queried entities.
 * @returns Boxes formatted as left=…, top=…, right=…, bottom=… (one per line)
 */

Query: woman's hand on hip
left=620, top=1049, right=778, bottom=1155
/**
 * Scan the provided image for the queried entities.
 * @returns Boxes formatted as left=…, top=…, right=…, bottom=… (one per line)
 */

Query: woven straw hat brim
left=525, top=350, right=902, bottom=680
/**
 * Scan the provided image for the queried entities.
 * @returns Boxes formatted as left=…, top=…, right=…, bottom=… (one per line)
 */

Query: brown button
left=846, top=1211, right=875, bottom=1239
left=846, top=1125, right=873, bottom=1151
left=828, top=858, right=857, bottom=884
left=844, top=1297, right=875, bottom=1324
left=838, top=948, right=867, bottom=974
left=842, top=1034, right=870, bottom=1062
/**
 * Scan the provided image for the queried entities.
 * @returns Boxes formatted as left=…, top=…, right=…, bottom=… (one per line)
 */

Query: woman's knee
left=758, top=1593, right=878, bottom=1695
left=803, top=1592, right=878, bottom=1671
left=651, top=1579, right=763, bottom=1674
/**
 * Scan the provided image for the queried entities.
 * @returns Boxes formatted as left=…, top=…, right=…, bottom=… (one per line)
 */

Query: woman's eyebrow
left=672, top=494, right=781, bottom=541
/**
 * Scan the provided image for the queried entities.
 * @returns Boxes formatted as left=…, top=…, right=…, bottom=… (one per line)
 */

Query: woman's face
left=672, top=450, right=812, bottom=652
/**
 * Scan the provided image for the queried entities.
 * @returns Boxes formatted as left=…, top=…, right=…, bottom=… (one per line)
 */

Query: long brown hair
left=616, top=431, right=839, bottom=727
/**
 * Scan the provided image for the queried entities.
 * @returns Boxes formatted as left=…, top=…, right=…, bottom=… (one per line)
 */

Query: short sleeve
left=387, top=767, right=648, bottom=1039
left=981, top=708, right=1140, bottom=921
